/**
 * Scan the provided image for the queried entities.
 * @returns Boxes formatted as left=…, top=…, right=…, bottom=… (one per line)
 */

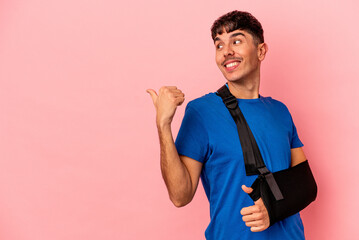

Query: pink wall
left=1, top=0, right=358, bottom=239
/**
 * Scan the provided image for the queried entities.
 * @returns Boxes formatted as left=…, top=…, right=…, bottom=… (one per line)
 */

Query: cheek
left=250, top=52, right=260, bottom=64
left=215, top=55, right=222, bottom=66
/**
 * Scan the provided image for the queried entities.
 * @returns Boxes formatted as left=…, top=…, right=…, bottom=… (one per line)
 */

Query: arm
left=157, top=123, right=203, bottom=207
left=241, top=147, right=311, bottom=232
left=147, top=86, right=203, bottom=207
left=290, top=147, right=307, bottom=167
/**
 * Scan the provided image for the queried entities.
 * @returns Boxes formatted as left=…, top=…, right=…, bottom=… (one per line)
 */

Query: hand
left=240, top=185, right=270, bottom=232
left=146, top=86, right=185, bottom=126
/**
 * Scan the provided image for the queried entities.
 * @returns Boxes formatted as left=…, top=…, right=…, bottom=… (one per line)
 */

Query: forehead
left=214, top=29, right=251, bottom=42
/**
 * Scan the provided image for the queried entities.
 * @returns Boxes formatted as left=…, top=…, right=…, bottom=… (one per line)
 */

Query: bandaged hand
left=240, top=185, right=270, bottom=232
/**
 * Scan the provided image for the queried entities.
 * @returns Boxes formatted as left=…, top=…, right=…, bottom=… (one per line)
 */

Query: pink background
left=1, top=0, right=358, bottom=239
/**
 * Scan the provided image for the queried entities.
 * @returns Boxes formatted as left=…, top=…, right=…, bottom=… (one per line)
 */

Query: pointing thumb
left=146, top=89, right=158, bottom=105
left=242, top=185, right=253, bottom=194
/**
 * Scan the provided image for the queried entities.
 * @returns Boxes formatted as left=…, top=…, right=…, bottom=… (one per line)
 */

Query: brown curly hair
left=211, top=10, right=264, bottom=46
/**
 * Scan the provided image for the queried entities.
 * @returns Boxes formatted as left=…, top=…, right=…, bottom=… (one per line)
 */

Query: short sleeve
left=175, top=103, right=209, bottom=163
left=289, top=114, right=304, bottom=149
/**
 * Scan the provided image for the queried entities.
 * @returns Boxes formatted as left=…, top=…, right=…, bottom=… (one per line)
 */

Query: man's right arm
left=147, top=86, right=203, bottom=207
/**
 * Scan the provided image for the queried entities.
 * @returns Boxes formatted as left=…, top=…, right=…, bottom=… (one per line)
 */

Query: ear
left=257, top=42, right=268, bottom=61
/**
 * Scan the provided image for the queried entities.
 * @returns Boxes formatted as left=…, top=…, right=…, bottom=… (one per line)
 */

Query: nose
left=223, top=44, right=234, bottom=56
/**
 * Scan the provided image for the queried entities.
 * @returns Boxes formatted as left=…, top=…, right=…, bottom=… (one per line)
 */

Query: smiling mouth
left=224, top=61, right=241, bottom=71
left=225, top=62, right=239, bottom=67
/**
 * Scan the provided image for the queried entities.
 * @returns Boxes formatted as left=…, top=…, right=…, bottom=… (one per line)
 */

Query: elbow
left=311, top=179, right=318, bottom=201
left=170, top=196, right=192, bottom=208
left=172, top=200, right=187, bottom=208
left=172, top=201, right=189, bottom=208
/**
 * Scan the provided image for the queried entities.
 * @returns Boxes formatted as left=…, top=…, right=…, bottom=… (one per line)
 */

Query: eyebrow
left=214, top=32, right=246, bottom=43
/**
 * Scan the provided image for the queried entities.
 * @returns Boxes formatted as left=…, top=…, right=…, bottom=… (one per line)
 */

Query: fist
left=240, top=185, right=270, bottom=232
left=146, top=86, right=185, bottom=126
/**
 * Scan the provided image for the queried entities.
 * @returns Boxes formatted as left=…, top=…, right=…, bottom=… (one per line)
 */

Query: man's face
left=214, top=29, right=265, bottom=82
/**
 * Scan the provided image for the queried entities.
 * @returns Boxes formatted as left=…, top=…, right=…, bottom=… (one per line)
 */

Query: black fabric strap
left=216, top=84, right=284, bottom=201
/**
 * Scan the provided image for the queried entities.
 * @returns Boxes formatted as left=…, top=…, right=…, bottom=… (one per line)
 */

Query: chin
left=224, top=74, right=244, bottom=82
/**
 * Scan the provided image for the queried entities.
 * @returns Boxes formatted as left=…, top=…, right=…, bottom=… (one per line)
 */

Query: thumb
left=242, top=185, right=253, bottom=194
left=146, top=89, right=158, bottom=105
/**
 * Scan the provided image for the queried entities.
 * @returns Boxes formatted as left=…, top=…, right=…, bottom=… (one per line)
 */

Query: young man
left=147, top=10, right=312, bottom=239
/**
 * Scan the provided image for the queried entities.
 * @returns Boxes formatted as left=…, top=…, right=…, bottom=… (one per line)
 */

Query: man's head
left=211, top=11, right=267, bottom=83
left=211, top=10, right=264, bottom=47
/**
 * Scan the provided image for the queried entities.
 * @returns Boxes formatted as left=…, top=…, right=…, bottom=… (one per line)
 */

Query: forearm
left=157, top=122, right=193, bottom=207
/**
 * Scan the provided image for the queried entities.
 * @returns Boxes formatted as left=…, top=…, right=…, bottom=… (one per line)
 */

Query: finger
left=253, top=198, right=269, bottom=218
left=146, top=89, right=158, bottom=104
left=245, top=220, right=264, bottom=227
left=242, top=212, right=263, bottom=222
left=254, top=198, right=266, bottom=208
left=165, top=86, right=178, bottom=89
left=172, top=92, right=185, bottom=98
left=174, top=97, right=185, bottom=106
left=171, top=89, right=183, bottom=94
left=178, top=99, right=185, bottom=106
left=242, top=185, right=253, bottom=194
left=250, top=226, right=266, bottom=232
left=240, top=205, right=261, bottom=216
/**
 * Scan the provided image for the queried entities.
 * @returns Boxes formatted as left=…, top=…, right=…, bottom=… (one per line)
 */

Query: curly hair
left=211, top=10, right=264, bottom=45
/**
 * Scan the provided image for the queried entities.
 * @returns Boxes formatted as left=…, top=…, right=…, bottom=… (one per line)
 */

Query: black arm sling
left=216, top=85, right=317, bottom=226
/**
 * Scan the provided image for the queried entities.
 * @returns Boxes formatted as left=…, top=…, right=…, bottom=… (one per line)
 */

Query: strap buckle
left=258, top=166, right=270, bottom=175
left=223, top=96, right=238, bottom=110
left=258, top=166, right=284, bottom=201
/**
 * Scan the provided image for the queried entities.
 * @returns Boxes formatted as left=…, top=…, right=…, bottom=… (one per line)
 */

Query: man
left=147, top=10, right=311, bottom=239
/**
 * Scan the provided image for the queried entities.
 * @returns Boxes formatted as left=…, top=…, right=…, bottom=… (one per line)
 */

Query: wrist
left=156, top=119, right=171, bottom=130
left=156, top=115, right=173, bottom=128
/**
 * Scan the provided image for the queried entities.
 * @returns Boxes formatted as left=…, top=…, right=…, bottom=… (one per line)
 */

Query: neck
left=227, top=73, right=260, bottom=99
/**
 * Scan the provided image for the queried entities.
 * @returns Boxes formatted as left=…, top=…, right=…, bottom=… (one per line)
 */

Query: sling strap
left=216, top=84, right=284, bottom=201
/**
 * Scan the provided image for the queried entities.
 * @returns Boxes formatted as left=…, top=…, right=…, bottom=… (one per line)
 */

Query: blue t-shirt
left=175, top=90, right=305, bottom=240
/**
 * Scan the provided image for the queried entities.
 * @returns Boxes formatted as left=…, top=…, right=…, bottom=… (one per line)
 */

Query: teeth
left=225, top=62, right=239, bottom=68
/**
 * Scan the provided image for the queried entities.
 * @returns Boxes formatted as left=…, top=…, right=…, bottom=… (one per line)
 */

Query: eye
left=216, top=44, right=223, bottom=49
left=234, top=40, right=241, bottom=44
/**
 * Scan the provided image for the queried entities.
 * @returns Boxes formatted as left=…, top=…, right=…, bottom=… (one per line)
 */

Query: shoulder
left=186, top=92, right=220, bottom=111
left=261, top=96, right=291, bottom=114
left=182, top=92, right=225, bottom=123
